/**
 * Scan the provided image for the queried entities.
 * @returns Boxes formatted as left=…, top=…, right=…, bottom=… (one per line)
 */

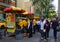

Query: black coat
left=52, top=20, right=58, bottom=29
left=44, top=21, right=50, bottom=31
left=29, top=20, right=33, bottom=33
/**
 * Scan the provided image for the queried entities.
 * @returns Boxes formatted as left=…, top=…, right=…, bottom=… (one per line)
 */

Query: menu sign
left=6, top=13, right=15, bottom=28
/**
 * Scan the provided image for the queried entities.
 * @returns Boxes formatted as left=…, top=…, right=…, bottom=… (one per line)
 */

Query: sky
left=52, top=0, right=58, bottom=13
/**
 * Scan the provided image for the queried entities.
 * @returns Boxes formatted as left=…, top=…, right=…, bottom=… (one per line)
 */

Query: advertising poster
left=6, top=13, right=16, bottom=32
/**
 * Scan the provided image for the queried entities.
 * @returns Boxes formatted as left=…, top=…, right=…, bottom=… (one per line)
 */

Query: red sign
left=11, top=15, right=15, bottom=22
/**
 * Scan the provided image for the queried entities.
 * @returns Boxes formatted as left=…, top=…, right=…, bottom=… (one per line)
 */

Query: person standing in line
left=28, top=19, right=33, bottom=38
left=44, top=20, right=50, bottom=40
left=40, top=18, right=46, bottom=39
left=33, top=19, right=37, bottom=34
left=36, top=19, right=40, bottom=32
left=52, top=18, right=58, bottom=39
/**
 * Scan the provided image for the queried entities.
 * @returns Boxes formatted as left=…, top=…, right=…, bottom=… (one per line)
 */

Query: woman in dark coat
left=44, top=20, right=50, bottom=39
left=28, top=19, right=33, bottom=38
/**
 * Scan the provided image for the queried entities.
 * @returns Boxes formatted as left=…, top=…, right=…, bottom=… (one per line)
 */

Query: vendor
left=33, top=19, right=37, bottom=34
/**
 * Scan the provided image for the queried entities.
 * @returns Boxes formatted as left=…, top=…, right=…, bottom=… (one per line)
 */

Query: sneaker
left=44, top=39, right=47, bottom=41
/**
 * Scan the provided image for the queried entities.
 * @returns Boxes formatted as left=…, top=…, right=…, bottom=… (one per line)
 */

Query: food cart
left=4, top=6, right=34, bottom=39
left=4, top=6, right=27, bottom=39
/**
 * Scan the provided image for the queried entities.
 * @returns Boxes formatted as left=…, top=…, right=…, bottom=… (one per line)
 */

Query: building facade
left=0, top=0, right=10, bottom=13
left=16, top=0, right=34, bottom=12
left=0, top=0, right=16, bottom=13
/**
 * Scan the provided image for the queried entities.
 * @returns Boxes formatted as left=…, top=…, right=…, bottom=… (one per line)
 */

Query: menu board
left=6, top=13, right=15, bottom=28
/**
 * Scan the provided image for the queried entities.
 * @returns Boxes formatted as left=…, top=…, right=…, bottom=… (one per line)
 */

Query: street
left=0, top=29, right=60, bottom=42
left=0, top=0, right=59, bottom=42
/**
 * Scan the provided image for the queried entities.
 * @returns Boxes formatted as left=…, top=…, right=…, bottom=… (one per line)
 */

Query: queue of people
left=38, top=18, right=60, bottom=41
left=15, top=18, right=60, bottom=40
left=0, top=17, right=60, bottom=40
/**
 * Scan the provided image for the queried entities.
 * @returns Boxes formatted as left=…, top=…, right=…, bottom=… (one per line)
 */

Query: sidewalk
left=0, top=29, right=60, bottom=42
left=0, top=32, right=40, bottom=42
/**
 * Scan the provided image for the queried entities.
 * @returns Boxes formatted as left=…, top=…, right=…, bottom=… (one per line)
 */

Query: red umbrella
left=4, top=8, right=10, bottom=13
left=8, top=7, right=12, bottom=11
left=28, top=12, right=33, bottom=15
left=4, top=7, right=12, bottom=13
left=4, top=6, right=26, bottom=13
left=18, top=9, right=26, bottom=13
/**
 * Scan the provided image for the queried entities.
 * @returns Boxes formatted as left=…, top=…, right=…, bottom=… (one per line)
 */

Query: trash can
left=15, top=29, right=23, bottom=40
left=16, top=33, right=23, bottom=40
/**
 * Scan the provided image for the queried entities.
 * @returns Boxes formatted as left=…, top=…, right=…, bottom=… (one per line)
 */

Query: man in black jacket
left=52, top=18, right=58, bottom=39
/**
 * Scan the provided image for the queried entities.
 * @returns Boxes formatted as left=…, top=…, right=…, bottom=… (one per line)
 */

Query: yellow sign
left=6, top=13, right=16, bottom=33
left=6, top=13, right=15, bottom=28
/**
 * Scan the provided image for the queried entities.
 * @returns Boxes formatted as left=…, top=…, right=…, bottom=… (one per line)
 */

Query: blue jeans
left=40, top=30, right=44, bottom=38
